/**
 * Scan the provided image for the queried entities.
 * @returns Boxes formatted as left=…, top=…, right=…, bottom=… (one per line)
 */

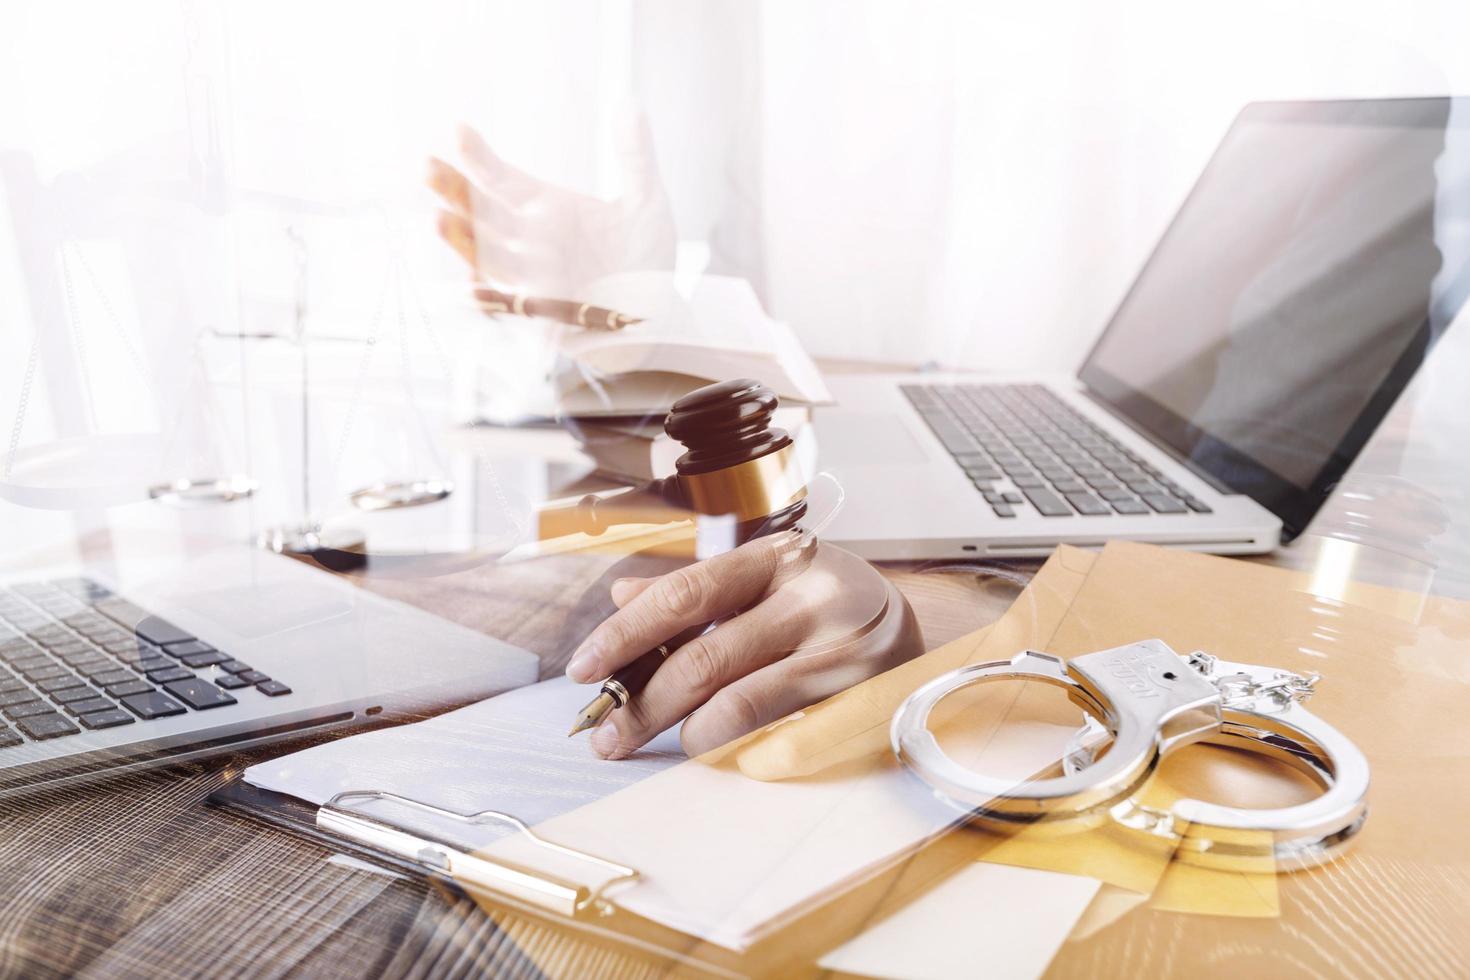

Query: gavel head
left=662, top=379, right=808, bottom=538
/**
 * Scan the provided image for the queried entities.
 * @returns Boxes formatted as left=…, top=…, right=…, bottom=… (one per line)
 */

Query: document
left=243, top=677, right=686, bottom=851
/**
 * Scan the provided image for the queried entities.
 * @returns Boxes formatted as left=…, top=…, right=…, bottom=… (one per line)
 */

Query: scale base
left=257, top=524, right=369, bottom=573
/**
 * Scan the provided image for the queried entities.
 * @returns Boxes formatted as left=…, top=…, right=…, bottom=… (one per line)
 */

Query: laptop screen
left=1079, top=98, right=1470, bottom=541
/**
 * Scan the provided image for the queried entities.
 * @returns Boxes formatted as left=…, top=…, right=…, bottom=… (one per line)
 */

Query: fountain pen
left=474, top=286, right=642, bottom=331
left=568, top=623, right=708, bottom=737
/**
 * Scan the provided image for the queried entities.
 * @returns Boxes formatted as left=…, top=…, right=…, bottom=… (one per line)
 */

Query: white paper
left=817, top=863, right=1101, bottom=980
left=243, top=677, right=686, bottom=850
left=247, top=679, right=1099, bottom=958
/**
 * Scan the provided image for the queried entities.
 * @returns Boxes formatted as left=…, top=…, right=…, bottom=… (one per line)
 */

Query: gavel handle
left=536, top=479, right=688, bottom=539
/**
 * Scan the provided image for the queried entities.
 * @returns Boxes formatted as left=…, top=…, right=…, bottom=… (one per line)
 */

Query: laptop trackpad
left=815, top=413, right=928, bottom=466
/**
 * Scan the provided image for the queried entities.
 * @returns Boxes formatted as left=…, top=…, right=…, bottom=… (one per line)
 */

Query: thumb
left=615, top=110, right=663, bottom=198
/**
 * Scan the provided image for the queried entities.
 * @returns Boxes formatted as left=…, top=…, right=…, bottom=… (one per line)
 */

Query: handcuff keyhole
left=1162, top=671, right=1177, bottom=680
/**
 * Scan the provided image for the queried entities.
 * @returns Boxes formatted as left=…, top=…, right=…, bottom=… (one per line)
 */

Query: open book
left=477, top=273, right=831, bottom=422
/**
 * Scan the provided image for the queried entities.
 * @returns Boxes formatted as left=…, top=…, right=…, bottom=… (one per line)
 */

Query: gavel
left=541, top=378, right=810, bottom=545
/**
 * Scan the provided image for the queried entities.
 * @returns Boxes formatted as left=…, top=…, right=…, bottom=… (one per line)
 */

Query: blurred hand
left=566, top=532, right=910, bottom=759
left=427, top=117, right=676, bottom=298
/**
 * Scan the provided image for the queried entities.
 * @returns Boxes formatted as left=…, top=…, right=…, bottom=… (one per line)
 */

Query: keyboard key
left=991, top=504, right=1016, bottom=518
left=17, top=712, right=80, bottom=740
left=0, top=640, right=37, bottom=662
left=1011, top=475, right=1046, bottom=488
left=94, top=598, right=144, bottom=627
left=1099, top=488, right=1138, bottom=502
left=180, top=650, right=229, bottom=668
left=90, top=668, right=139, bottom=686
left=104, top=679, right=155, bottom=698
left=62, top=696, right=115, bottom=717
left=162, top=678, right=237, bottom=710
left=256, top=680, right=292, bottom=697
left=0, top=689, right=38, bottom=708
left=119, top=691, right=187, bottom=719
left=55, top=645, right=104, bottom=664
left=0, top=729, right=22, bottom=748
left=79, top=709, right=135, bottom=730
left=135, top=656, right=175, bottom=673
left=217, top=660, right=252, bottom=674
left=36, top=674, right=86, bottom=693
left=1051, top=479, right=1087, bottom=493
left=132, top=616, right=194, bottom=647
left=162, top=639, right=214, bottom=658
left=215, top=673, right=250, bottom=690
left=1021, top=487, right=1073, bottom=517
left=1141, top=493, right=1188, bottom=514
left=0, top=678, right=27, bottom=694
left=1110, top=498, right=1151, bottom=515
left=237, top=670, right=270, bottom=684
left=1182, top=496, right=1214, bottom=514
left=146, top=666, right=194, bottom=684
left=45, top=640, right=89, bottom=657
left=51, top=685, right=100, bottom=704
left=1064, top=492, right=1112, bottom=516
left=9, top=653, right=51, bottom=672
left=3, top=700, right=53, bottom=720
left=19, top=662, right=67, bottom=681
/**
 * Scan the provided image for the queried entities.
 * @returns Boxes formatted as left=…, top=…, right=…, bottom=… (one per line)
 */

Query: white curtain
left=5, top=0, right=1470, bottom=396
left=631, top=0, right=1470, bottom=372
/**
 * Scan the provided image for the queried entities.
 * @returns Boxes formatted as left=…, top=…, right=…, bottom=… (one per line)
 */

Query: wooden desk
left=0, top=520, right=1025, bottom=979
left=3, top=344, right=1468, bottom=977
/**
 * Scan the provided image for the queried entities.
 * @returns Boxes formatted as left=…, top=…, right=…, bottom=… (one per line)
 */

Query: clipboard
left=209, top=768, right=1017, bottom=979
left=209, top=779, right=757, bottom=978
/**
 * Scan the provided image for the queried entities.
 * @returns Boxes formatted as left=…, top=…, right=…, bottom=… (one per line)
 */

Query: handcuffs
left=891, top=640, right=1370, bottom=872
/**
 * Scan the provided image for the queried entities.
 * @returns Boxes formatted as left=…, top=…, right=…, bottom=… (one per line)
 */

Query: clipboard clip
left=318, top=790, right=640, bottom=918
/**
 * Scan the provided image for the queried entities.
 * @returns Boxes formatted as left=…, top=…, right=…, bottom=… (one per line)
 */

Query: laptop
left=0, top=547, right=537, bottom=796
left=816, top=97, right=1469, bottom=560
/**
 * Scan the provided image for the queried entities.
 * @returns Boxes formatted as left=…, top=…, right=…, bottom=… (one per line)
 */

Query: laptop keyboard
left=901, top=383, right=1214, bottom=519
left=0, top=578, right=291, bottom=747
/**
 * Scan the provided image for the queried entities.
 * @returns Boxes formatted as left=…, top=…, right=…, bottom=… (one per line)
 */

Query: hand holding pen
left=565, top=529, right=825, bottom=759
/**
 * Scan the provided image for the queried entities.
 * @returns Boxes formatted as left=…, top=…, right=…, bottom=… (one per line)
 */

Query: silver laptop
left=0, top=547, right=537, bottom=796
left=816, top=97, right=1468, bottom=560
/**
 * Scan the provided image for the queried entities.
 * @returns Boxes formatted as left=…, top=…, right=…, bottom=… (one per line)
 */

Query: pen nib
left=568, top=690, right=617, bottom=737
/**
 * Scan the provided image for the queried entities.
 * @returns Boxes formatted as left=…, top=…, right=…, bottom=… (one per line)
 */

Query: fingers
left=436, top=210, right=477, bottom=269
left=458, top=124, right=545, bottom=205
left=427, top=157, right=521, bottom=232
left=610, top=576, right=655, bottom=608
left=426, top=156, right=472, bottom=213
left=436, top=209, right=559, bottom=288
left=680, top=649, right=845, bottom=757
left=566, top=535, right=790, bottom=684
left=588, top=598, right=816, bottom=759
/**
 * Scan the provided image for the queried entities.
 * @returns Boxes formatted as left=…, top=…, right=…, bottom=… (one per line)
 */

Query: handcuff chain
left=1186, top=651, right=1320, bottom=710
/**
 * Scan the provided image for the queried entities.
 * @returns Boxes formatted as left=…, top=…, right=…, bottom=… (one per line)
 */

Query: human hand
left=426, top=116, right=676, bottom=298
left=566, top=532, right=920, bottom=759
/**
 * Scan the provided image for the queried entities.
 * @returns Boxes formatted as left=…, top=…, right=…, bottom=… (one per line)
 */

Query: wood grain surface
left=0, top=526, right=1030, bottom=980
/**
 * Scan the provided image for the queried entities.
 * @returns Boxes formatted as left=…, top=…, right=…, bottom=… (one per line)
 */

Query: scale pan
left=349, top=479, right=453, bottom=512
left=148, top=475, right=258, bottom=507
left=0, top=433, right=162, bottom=509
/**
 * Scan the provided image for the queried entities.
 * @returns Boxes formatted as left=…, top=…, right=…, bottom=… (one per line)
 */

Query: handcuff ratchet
left=890, top=639, right=1370, bottom=871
